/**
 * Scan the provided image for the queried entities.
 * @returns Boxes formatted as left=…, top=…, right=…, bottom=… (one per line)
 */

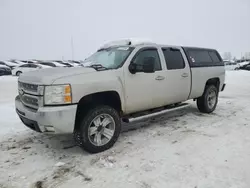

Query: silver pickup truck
left=15, top=39, right=226, bottom=153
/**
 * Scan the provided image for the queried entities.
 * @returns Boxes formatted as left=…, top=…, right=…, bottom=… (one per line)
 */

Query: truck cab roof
left=98, top=38, right=218, bottom=52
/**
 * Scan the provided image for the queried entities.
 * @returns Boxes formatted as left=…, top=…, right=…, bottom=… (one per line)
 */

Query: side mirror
left=128, top=63, right=137, bottom=74
left=142, top=57, right=155, bottom=73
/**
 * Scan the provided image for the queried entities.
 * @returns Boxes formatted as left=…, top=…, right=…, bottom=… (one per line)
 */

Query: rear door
left=160, top=47, right=191, bottom=103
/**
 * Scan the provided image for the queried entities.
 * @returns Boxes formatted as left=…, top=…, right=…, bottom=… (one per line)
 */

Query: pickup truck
left=15, top=39, right=226, bottom=153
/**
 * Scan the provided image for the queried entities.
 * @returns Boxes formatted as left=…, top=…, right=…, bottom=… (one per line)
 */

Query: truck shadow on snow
left=40, top=104, right=201, bottom=152
left=1, top=104, right=218, bottom=156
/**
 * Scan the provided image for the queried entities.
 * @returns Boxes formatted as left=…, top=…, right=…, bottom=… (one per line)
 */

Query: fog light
left=44, top=126, right=55, bottom=132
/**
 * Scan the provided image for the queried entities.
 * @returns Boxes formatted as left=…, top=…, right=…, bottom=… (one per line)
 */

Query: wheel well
left=205, top=78, right=220, bottom=90
left=74, top=91, right=122, bottom=131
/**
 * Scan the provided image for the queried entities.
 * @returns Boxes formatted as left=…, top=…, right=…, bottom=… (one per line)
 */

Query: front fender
left=53, top=70, right=125, bottom=111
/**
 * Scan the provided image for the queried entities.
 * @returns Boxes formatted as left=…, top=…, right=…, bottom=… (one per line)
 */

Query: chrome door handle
left=155, top=76, right=165, bottom=80
left=181, top=73, right=189, bottom=78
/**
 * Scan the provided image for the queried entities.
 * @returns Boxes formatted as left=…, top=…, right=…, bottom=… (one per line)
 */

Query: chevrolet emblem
left=19, top=89, right=24, bottom=96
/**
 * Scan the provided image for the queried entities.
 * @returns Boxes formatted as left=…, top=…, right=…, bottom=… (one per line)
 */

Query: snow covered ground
left=1, top=70, right=250, bottom=188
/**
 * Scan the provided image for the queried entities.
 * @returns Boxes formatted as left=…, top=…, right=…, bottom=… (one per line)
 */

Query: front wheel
left=16, top=71, right=22, bottom=76
left=74, top=105, right=121, bottom=153
left=197, top=85, right=218, bottom=113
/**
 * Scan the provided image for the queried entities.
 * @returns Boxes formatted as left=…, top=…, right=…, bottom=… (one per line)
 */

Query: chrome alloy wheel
left=88, top=114, right=115, bottom=146
left=207, top=90, right=217, bottom=109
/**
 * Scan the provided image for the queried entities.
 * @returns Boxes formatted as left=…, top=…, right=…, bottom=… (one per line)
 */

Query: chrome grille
left=19, top=94, right=40, bottom=110
left=21, top=95, right=38, bottom=106
left=18, top=81, right=43, bottom=109
left=18, top=82, right=38, bottom=93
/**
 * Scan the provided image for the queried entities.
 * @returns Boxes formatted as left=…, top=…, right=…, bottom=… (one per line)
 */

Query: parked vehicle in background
left=15, top=39, right=226, bottom=153
left=244, top=65, right=250, bottom=71
left=39, top=61, right=68, bottom=67
left=20, top=60, right=29, bottom=64
left=8, top=59, right=26, bottom=65
left=38, top=61, right=57, bottom=67
left=236, top=59, right=250, bottom=63
left=235, top=62, right=250, bottom=71
left=0, top=64, right=11, bottom=69
left=13, top=60, right=26, bottom=65
left=12, top=63, right=51, bottom=76
left=0, top=61, right=18, bottom=69
left=21, top=60, right=40, bottom=64
left=223, top=60, right=236, bottom=66
left=68, top=60, right=81, bottom=66
left=0, top=65, right=12, bottom=76
left=68, top=60, right=80, bottom=64
left=53, top=60, right=74, bottom=67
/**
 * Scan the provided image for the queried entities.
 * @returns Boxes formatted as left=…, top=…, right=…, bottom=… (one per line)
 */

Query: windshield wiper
left=84, top=64, right=109, bottom=71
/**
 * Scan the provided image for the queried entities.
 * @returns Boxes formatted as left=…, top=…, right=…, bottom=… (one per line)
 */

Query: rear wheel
left=74, top=105, right=121, bottom=153
left=16, top=71, right=22, bottom=76
left=197, top=85, right=218, bottom=113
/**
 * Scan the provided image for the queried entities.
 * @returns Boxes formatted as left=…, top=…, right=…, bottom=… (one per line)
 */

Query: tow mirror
left=128, top=63, right=137, bottom=74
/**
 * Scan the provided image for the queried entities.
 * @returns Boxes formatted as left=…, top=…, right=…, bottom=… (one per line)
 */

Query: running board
left=123, top=103, right=190, bottom=123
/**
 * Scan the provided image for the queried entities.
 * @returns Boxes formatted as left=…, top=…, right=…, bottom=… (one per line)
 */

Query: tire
left=16, top=71, right=22, bottom=76
left=74, top=105, right=121, bottom=153
left=197, top=85, right=218, bottom=113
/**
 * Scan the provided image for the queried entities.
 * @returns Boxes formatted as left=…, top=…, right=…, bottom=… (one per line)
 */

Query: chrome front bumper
left=15, top=96, right=77, bottom=134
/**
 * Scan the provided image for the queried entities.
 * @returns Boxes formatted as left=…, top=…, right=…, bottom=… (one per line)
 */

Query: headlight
left=44, top=84, right=72, bottom=105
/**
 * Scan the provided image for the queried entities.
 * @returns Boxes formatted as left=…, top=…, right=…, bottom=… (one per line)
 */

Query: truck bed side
left=182, top=47, right=225, bottom=99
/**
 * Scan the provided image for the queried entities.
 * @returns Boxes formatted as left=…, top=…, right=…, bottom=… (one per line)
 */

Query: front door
left=123, top=47, right=166, bottom=114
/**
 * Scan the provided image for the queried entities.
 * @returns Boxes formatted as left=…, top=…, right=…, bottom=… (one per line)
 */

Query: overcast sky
left=0, top=0, right=249, bottom=60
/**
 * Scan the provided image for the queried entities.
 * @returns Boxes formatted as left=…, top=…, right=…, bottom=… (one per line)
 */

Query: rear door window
left=162, top=48, right=185, bottom=70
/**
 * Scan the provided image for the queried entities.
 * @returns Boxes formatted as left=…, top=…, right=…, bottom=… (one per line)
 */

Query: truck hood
left=18, top=67, right=96, bottom=85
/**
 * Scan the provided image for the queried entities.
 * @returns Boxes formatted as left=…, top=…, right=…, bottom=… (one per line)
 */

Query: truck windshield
left=81, top=46, right=134, bottom=69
